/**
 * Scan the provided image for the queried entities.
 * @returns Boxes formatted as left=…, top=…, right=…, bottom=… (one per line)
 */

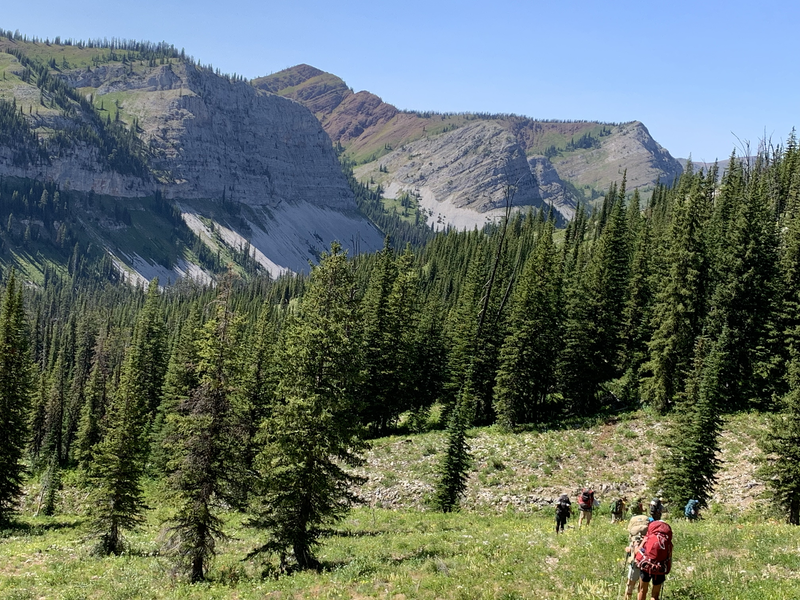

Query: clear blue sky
left=3, top=0, right=797, bottom=161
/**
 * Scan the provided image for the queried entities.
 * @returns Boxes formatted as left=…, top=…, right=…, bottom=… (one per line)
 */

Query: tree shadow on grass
left=0, top=517, right=85, bottom=538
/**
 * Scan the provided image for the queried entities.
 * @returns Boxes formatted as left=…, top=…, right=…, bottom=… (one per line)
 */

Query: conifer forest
left=2, top=136, right=800, bottom=587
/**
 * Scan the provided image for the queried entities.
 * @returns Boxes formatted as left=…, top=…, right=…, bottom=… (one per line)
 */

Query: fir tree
left=150, top=307, right=201, bottom=475
left=758, top=348, right=800, bottom=524
left=163, top=282, right=246, bottom=582
left=0, top=272, right=33, bottom=524
left=87, top=280, right=163, bottom=555
left=493, top=220, right=561, bottom=427
left=653, top=335, right=723, bottom=509
left=249, top=243, right=366, bottom=571
left=432, top=385, right=473, bottom=512
left=358, top=239, right=400, bottom=434
left=642, top=170, right=712, bottom=412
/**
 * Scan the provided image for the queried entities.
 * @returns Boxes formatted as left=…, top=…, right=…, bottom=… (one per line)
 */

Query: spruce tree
left=704, top=158, right=779, bottom=410
left=432, top=384, right=473, bottom=512
left=494, top=220, right=561, bottom=427
left=75, top=325, right=116, bottom=473
left=358, top=239, right=400, bottom=434
left=87, top=280, right=163, bottom=555
left=759, top=349, right=800, bottom=524
left=642, top=170, right=712, bottom=412
left=0, top=272, right=33, bottom=524
left=558, top=190, right=629, bottom=415
left=163, top=283, right=246, bottom=582
left=653, top=335, right=723, bottom=509
left=249, top=243, right=366, bottom=571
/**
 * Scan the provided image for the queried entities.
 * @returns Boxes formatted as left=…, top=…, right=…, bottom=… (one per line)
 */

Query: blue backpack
left=685, top=499, right=700, bottom=519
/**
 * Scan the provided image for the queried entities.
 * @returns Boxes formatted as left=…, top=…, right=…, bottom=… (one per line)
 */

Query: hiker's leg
left=586, top=509, right=592, bottom=525
left=649, top=574, right=665, bottom=599
left=637, top=581, right=649, bottom=600
left=578, top=511, right=583, bottom=528
left=625, top=578, right=638, bottom=600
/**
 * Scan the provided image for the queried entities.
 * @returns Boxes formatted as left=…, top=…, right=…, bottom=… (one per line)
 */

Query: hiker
left=555, top=493, right=572, bottom=534
left=684, top=498, right=700, bottom=521
left=577, top=487, right=595, bottom=528
left=633, top=518, right=673, bottom=600
left=611, top=496, right=627, bottom=523
left=630, top=498, right=644, bottom=516
left=623, top=512, right=651, bottom=600
left=649, top=497, right=664, bottom=521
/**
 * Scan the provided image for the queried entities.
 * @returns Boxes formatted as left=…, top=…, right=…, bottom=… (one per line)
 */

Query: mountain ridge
left=0, top=38, right=384, bottom=282
left=257, top=64, right=684, bottom=228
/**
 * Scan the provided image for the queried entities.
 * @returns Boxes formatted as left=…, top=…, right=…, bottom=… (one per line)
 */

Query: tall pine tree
left=249, top=243, right=366, bottom=571
left=0, top=272, right=33, bottom=524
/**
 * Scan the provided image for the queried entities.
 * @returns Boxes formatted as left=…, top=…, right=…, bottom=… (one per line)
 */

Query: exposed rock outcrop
left=0, top=45, right=384, bottom=278
left=356, top=121, right=560, bottom=230
left=552, top=121, right=682, bottom=191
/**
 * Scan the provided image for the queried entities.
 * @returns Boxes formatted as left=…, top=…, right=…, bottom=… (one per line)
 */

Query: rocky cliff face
left=0, top=43, right=383, bottom=279
left=260, top=64, right=684, bottom=229
left=528, top=156, right=575, bottom=220
left=61, top=62, right=356, bottom=209
left=551, top=121, right=682, bottom=191
left=355, top=121, right=573, bottom=229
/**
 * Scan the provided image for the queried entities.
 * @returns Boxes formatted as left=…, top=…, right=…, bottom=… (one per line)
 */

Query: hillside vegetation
left=0, top=412, right=793, bottom=600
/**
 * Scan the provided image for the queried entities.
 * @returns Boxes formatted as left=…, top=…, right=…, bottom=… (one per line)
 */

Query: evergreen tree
left=249, top=243, right=366, bottom=571
left=75, top=325, right=116, bottom=473
left=558, top=189, right=629, bottom=414
left=407, top=297, right=448, bottom=430
left=163, top=282, right=246, bottom=582
left=494, top=220, right=561, bottom=427
left=0, top=272, right=33, bottom=524
left=618, top=191, right=653, bottom=400
left=87, top=280, right=163, bottom=555
left=758, top=349, right=800, bottom=524
left=432, top=384, right=473, bottom=512
left=150, top=308, right=201, bottom=474
left=653, top=335, right=723, bottom=509
left=358, top=239, right=400, bottom=434
left=642, top=170, right=712, bottom=412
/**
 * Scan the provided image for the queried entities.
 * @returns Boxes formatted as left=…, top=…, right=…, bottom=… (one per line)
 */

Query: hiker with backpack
left=649, top=497, right=664, bottom=521
left=577, top=487, right=595, bottom=528
left=611, top=496, right=627, bottom=523
left=555, top=493, right=572, bottom=534
left=632, top=518, right=673, bottom=600
left=684, top=498, right=700, bottom=521
left=622, top=512, right=651, bottom=600
left=630, top=498, right=644, bottom=516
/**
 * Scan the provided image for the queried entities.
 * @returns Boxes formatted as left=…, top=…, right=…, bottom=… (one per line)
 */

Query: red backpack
left=578, top=488, right=594, bottom=510
left=635, top=520, right=673, bottom=575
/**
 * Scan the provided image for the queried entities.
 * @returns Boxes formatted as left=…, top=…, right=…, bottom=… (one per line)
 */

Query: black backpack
left=556, top=495, right=571, bottom=517
left=579, top=489, right=594, bottom=510
left=611, top=499, right=623, bottom=514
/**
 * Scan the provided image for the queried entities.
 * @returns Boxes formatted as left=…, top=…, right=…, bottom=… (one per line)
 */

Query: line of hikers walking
left=554, top=490, right=701, bottom=600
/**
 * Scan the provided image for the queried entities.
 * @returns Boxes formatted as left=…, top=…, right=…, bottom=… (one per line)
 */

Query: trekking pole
left=618, top=550, right=630, bottom=600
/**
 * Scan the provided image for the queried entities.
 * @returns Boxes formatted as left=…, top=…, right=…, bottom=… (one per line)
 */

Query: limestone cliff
left=354, top=121, right=573, bottom=229
left=261, top=65, right=685, bottom=228
left=0, top=41, right=383, bottom=279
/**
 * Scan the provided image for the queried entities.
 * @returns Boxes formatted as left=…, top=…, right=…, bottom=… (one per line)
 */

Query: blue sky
left=3, top=0, right=797, bottom=161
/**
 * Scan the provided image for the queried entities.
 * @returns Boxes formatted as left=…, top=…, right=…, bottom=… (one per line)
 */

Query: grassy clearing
left=0, top=412, right=792, bottom=598
left=2, top=504, right=798, bottom=599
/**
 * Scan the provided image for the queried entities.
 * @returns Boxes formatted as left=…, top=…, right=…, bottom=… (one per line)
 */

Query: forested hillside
left=0, top=133, right=799, bottom=585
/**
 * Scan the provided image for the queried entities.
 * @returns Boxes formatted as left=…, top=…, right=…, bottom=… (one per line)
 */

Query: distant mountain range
left=0, top=33, right=686, bottom=283
left=256, top=65, right=683, bottom=228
